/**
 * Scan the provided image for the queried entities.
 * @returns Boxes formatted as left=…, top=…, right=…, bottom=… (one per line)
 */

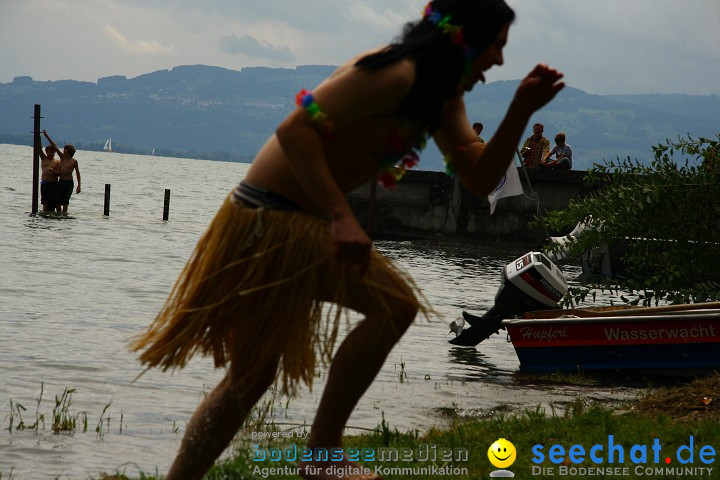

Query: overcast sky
left=1, top=0, right=719, bottom=95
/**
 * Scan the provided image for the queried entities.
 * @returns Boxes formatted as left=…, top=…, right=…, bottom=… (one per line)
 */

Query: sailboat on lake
left=103, top=137, right=114, bottom=152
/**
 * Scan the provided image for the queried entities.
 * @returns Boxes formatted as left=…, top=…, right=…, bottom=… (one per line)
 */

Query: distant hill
left=463, top=82, right=720, bottom=170
left=1, top=65, right=718, bottom=170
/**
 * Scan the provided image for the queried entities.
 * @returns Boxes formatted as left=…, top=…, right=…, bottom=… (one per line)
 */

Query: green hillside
left=1, top=65, right=718, bottom=170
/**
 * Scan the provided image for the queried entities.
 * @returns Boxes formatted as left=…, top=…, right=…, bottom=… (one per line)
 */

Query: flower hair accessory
left=295, top=89, right=333, bottom=134
left=423, top=2, right=476, bottom=78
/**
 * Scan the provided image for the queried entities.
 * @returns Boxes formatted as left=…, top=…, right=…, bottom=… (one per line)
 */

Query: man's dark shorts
left=41, top=181, right=59, bottom=209
left=58, top=180, right=74, bottom=205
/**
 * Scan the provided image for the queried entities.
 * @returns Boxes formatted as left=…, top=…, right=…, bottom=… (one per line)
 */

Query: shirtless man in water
left=132, top=1, right=564, bottom=479
left=42, top=130, right=81, bottom=214
left=39, top=145, right=60, bottom=213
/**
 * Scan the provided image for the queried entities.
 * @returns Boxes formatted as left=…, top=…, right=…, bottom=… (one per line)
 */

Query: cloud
left=345, top=2, right=410, bottom=31
left=500, top=0, right=720, bottom=95
left=1, top=0, right=718, bottom=94
left=103, top=25, right=174, bottom=55
left=219, top=34, right=294, bottom=61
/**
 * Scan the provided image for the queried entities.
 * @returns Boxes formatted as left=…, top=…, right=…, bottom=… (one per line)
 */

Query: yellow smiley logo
left=488, top=438, right=517, bottom=469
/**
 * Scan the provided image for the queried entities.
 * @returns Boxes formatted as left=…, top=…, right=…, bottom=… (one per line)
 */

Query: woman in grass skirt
left=132, top=1, right=564, bottom=478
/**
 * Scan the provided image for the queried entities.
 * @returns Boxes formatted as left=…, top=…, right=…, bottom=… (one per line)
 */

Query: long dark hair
left=356, top=0, right=515, bottom=132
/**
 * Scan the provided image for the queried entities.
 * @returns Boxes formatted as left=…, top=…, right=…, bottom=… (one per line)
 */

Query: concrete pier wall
left=347, top=168, right=593, bottom=247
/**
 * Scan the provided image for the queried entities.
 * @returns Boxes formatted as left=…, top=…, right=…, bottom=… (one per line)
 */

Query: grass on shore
left=95, top=373, right=720, bottom=480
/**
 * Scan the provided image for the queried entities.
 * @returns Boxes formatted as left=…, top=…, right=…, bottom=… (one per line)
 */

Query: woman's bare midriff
left=244, top=115, right=407, bottom=215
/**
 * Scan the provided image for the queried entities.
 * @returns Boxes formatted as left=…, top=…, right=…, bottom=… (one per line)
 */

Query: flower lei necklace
left=377, top=130, right=429, bottom=188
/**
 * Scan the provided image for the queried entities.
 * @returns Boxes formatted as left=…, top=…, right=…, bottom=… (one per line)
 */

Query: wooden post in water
left=104, top=184, right=111, bottom=216
left=31, top=104, right=42, bottom=215
left=163, top=189, right=170, bottom=220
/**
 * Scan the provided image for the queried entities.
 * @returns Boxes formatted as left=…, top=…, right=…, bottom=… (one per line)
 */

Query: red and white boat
left=502, top=303, right=720, bottom=371
left=448, top=251, right=720, bottom=371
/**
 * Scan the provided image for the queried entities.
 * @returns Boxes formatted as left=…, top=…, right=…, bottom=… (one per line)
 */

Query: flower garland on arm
left=295, top=89, right=334, bottom=135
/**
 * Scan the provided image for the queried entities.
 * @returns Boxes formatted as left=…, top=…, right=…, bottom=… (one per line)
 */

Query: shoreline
left=92, top=372, right=720, bottom=479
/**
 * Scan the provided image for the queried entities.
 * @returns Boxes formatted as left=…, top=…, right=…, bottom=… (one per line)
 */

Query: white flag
left=487, top=161, right=523, bottom=215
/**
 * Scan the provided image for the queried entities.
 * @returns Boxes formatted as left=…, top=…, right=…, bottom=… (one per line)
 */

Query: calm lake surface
left=1, top=143, right=642, bottom=479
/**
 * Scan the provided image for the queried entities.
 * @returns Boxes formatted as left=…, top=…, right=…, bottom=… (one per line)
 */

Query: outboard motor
left=449, top=251, right=568, bottom=347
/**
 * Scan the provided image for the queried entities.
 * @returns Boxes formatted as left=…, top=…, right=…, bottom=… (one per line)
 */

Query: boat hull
left=502, top=306, right=720, bottom=371
left=510, top=342, right=720, bottom=371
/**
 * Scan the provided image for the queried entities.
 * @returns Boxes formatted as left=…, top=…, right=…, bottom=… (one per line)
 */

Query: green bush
left=542, top=134, right=720, bottom=305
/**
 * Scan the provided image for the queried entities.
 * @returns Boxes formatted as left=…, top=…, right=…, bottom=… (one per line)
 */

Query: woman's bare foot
left=298, top=455, right=382, bottom=480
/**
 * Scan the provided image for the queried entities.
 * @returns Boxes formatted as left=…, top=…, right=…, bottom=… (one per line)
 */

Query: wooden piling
left=104, top=184, right=111, bottom=216
left=31, top=105, right=41, bottom=215
left=163, top=189, right=170, bottom=220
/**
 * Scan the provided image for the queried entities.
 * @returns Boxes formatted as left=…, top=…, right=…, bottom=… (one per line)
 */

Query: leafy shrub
left=542, top=134, right=720, bottom=305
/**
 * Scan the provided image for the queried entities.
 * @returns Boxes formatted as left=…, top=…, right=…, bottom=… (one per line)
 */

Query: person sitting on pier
left=520, top=122, right=550, bottom=168
left=42, top=130, right=81, bottom=214
left=540, top=131, right=573, bottom=170
left=131, top=1, right=564, bottom=479
left=39, top=145, right=60, bottom=214
left=473, top=121, right=486, bottom=143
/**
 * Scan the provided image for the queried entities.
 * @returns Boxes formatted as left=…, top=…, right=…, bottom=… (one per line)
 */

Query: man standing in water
left=132, top=1, right=564, bottom=479
left=42, top=130, right=81, bottom=214
left=39, top=145, right=60, bottom=213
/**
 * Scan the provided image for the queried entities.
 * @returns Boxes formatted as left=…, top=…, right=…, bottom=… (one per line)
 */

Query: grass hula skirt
left=132, top=194, right=430, bottom=395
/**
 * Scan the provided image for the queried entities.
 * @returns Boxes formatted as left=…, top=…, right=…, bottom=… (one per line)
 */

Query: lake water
left=0, top=143, right=641, bottom=479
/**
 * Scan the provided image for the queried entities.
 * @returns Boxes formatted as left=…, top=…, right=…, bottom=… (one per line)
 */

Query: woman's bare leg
left=165, top=357, right=279, bottom=480
left=300, top=266, right=418, bottom=480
